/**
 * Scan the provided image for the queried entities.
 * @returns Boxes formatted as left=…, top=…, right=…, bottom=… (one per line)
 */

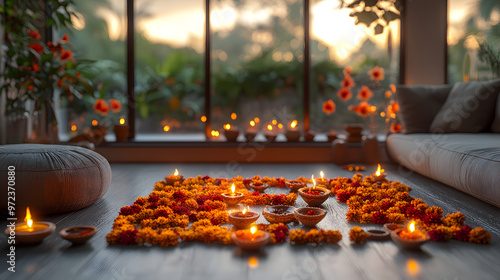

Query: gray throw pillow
left=492, top=96, right=500, bottom=133
left=429, top=79, right=500, bottom=133
left=395, top=84, right=452, bottom=133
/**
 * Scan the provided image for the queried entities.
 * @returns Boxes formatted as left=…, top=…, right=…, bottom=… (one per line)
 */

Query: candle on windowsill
left=223, top=124, right=239, bottom=142
left=285, top=120, right=301, bottom=142
left=114, top=117, right=129, bottom=142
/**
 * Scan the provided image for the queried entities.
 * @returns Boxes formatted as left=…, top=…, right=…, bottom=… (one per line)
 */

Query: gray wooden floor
left=2, top=163, right=500, bottom=280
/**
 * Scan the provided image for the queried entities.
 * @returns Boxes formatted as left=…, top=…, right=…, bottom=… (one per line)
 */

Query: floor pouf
left=0, top=144, right=111, bottom=215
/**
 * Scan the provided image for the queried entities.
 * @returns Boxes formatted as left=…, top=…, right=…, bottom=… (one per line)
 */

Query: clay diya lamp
left=314, top=171, right=330, bottom=189
left=285, top=120, right=301, bottom=142
left=285, top=180, right=307, bottom=193
left=384, top=223, right=405, bottom=233
left=4, top=207, right=55, bottom=245
left=298, top=186, right=331, bottom=207
left=228, top=207, right=260, bottom=229
left=244, top=132, right=257, bottom=142
left=294, top=207, right=327, bottom=227
left=327, top=132, right=337, bottom=142
left=304, top=131, right=315, bottom=142
left=165, top=169, right=184, bottom=185
left=231, top=226, right=270, bottom=250
left=59, top=226, right=98, bottom=245
left=262, top=205, right=296, bottom=224
left=264, top=124, right=277, bottom=142
left=366, top=228, right=391, bottom=241
left=390, top=220, right=429, bottom=250
left=114, top=118, right=129, bottom=142
left=249, top=182, right=269, bottom=193
left=223, top=124, right=239, bottom=142
left=222, top=183, right=245, bottom=206
left=371, top=164, right=388, bottom=183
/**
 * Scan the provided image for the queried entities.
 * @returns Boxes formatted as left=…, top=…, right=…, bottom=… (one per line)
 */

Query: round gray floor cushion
left=0, top=144, right=111, bottom=215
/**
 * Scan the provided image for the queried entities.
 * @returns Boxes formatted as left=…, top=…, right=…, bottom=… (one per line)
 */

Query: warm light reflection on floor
left=406, top=259, right=420, bottom=277
left=248, top=256, right=259, bottom=268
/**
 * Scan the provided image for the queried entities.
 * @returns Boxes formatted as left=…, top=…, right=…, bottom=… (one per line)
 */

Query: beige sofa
left=387, top=80, right=500, bottom=208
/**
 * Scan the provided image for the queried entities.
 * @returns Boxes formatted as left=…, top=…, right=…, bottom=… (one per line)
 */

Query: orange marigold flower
left=390, top=123, right=402, bottom=133
left=349, top=226, right=368, bottom=243
left=109, top=99, right=122, bottom=113
left=322, top=99, right=336, bottom=115
left=341, top=74, right=356, bottom=88
left=32, top=64, right=40, bottom=72
left=384, top=90, right=392, bottom=98
left=388, top=102, right=399, bottom=114
left=343, top=66, right=353, bottom=76
left=28, top=29, right=40, bottom=39
left=337, top=87, right=352, bottom=101
left=29, top=42, right=43, bottom=53
left=390, top=83, right=396, bottom=93
left=357, top=86, right=373, bottom=101
left=61, top=33, right=69, bottom=43
left=60, top=49, right=72, bottom=61
left=350, top=101, right=373, bottom=117
left=368, top=66, right=384, bottom=81
left=93, top=99, right=110, bottom=116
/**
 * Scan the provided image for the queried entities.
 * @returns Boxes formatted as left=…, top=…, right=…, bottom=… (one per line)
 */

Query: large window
left=58, top=0, right=400, bottom=142
left=448, top=0, right=500, bottom=83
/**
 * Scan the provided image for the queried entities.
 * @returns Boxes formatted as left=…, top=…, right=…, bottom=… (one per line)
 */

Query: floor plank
left=1, top=163, right=500, bottom=280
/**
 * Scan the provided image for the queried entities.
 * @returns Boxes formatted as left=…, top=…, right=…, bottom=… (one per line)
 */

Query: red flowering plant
left=321, top=65, right=401, bottom=135
left=1, top=0, right=91, bottom=124
left=91, top=98, right=124, bottom=128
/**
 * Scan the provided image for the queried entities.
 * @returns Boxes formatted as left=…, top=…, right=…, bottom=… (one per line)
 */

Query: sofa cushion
left=395, top=84, right=452, bottom=133
left=430, top=79, right=500, bottom=133
left=0, top=144, right=111, bottom=215
left=387, top=133, right=500, bottom=208
left=491, top=95, right=500, bottom=132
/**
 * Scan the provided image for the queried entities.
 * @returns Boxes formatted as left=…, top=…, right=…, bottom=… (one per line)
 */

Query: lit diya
left=165, top=169, right=184, bottom=185
left=231, top=225, right=270, bottom=250
left=245, top=120, right=257, bottom=141
left=222, top=183, right=245, bottom=206
left=371, top=164, right=388, bottom=183
left=4, top=207, right=56, bottom=244
left=223, top=124, right=239, bottom=142
left=314, top=171, right=329, bottom=188
left=298, top=175, right=331, bottom=206
left=285, top=120, right=301, bottom=142
left=285, top=179, right=307, bottom=193
left=391, top=220, right=429, bottom=249
left=228, top=206, right=260, bottom=229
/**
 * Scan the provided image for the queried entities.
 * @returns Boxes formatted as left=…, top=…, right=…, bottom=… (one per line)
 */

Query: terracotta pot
left=114, top=125, right=129, bottom=142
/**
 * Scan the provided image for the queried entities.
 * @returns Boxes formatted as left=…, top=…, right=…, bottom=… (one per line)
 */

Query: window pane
left=58, top=0, right=127, bottom=141
left=310, top=0, right=400, bottom=137
left=448, top=0, right=500, bottom=83
left=210, top=0, right=304, bottom=140
left=135, top=0, right=205, bottom=141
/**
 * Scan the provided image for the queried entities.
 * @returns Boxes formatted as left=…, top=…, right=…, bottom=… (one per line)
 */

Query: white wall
left=402, top=0, right=448, bottom=85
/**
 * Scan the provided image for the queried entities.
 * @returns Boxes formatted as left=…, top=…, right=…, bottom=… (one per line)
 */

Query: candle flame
left=224, top=124, right=231, bottom=130
left=250, top=226, right=257, bottom=234
left=312, top=174, right=316, bottom=188
left=25, top=207, right=33, bottom=228
left=267, top=124, right=273, bottom=131
left=409, top=221, right=415, bottom=233
left=231, top=183, right=235, bottom=194
left=254, top=117, right=260, bottom=123
left=375, top=164, right=385, bottom=176
left=278, top=123, right=283, bottom=129
left=320, top=171, right=324, bottom=181
left=71, top=125, right=77, bottom=131
left=290, top=120, right=298, bottom=128
left=242, top=206, right=248, bottom=215
left=231, top=112, right=237, bottom=120
left=174, top=169, right=179, bottom=176
left=272, top=119, right=277, bottom=125
left=92, top=120, right=98, bottom=126
left=119, top=118, right=125, bottom=125
left=250, top=120, right=256, bottom=127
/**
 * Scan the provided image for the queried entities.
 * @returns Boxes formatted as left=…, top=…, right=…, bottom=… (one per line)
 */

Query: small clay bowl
left=5, top=222, right=56, bottom=244
left=294, top=207, right=327, bottom=227
left=228, top=211, right=260, bottom=229
left=262, top=205, right=296, bottom=224
left=164, top=176, right=184, bottom=186
left=224, top=130, right=239, bottom=142
left=384, top=223, right=404, bottom=233
left=59, top=226, right=98, bottom=244
left=285, top=180, right=307, bottom=193
left=245, top=132, right=257, bottom=141
left=285, top=130, right=301, bottom=142
left=391, top=228, right=429, bottom=250
left=231, top=230, right=270, bottom=250
left=366, top=229, right=390, bottom=241
left=222, top=192, right=245, bottom=206
left=265, top=134, right=277, bottom=142
left=304, top=132, right=315, bottom=142
left=249, top=183, right=269, bottom=193
left=327, top=133, right=337, bottom=142
left=298, top=186, right=331, bottom=206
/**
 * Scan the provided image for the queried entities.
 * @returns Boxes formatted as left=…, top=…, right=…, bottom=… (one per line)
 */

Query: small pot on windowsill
left=304, top=131, right=315, bottom=142
left=114, top=125, right=129, bottom=142
left=245, top=132, right=257, bottom=142
left=285, top=130, right=301, bottom=142
left=224, top=129, right=239, bottom=142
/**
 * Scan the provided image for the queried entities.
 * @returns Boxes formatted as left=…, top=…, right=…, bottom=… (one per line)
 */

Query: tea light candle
left=371, top=164, right=387, bottom=182
left=114, top=117, right=129, bottom=142
left=4, top=207, right=55, bottom=244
